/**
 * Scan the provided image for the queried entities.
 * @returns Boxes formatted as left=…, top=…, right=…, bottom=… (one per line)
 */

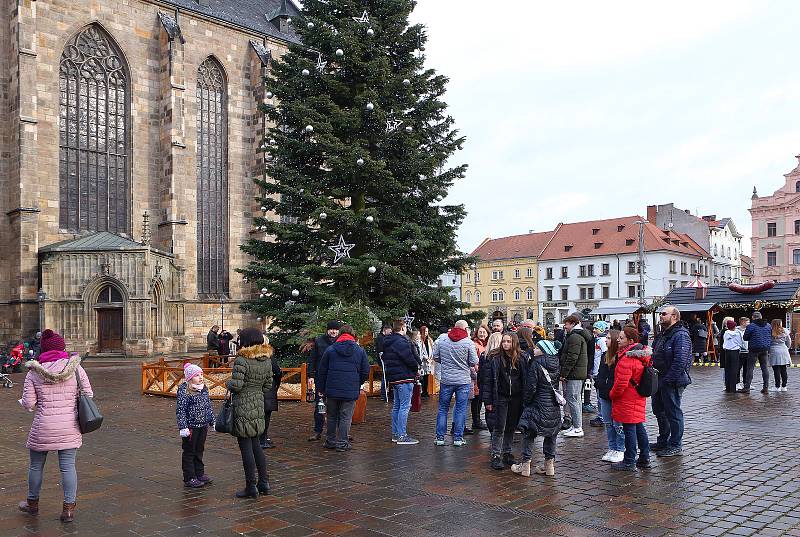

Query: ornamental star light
left=385, top=113, right=403, bottom=134
left=403, top=313, right=415, bottom=328
left=328, top=235, right=355, bottom=264
left=315, top=52, right=327, bottom=73
left=352, top=10, right=370, bottom=24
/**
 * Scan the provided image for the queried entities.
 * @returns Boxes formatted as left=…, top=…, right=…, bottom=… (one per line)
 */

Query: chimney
left=646, top=205, right=656, bottom=223
left=701, top=215, right=716, bottom=222
left=695, top=287, right=708, bottom=300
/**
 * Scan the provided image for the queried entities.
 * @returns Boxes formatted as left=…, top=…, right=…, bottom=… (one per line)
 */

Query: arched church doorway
left=96, top=285, right=124, bottom=352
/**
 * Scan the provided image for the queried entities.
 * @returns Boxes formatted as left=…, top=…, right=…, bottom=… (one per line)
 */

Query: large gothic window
left=59, top=25, right=129, bottom=234
left=196, top=57, right=229, bottom=297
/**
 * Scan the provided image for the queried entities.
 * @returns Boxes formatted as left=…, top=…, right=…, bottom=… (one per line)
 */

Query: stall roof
left=590, top=305, right=647, bottom=315
left=663, top=281, right=800, bottom=305
left=657, top=302, right=718, bottom=313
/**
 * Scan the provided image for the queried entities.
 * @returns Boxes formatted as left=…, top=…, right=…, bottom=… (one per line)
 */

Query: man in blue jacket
left=381, top=319, right=422, bottom=445
left=743, top=311, right=772, bottom=394
left=650, top=306, right=692, bottom=457
left=307, top=320, right=341, bottom=441
left=316, top=325, right=370, bottom=452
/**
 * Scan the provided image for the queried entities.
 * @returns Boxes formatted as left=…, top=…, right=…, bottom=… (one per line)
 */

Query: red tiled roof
left=471, top=231, right=555, bottom=261
left=539, top=216, right=709, bottom=261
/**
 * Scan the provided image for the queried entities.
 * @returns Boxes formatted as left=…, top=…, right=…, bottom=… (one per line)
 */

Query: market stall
left=588, top=305, right=648, bottom=327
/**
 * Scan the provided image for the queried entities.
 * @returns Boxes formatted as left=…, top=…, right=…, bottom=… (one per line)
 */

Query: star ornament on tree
left=352, top=10, right=370, bottom=24
left=403, top=313, right=415, bottom=328
left=328, top=235, right=355, bottom=264
left=385, top=118, right=403, bottom=134
left=315, top=52, right=327, bottom=73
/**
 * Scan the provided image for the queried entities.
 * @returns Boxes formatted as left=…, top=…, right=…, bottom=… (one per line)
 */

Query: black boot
left=257, top=477, right=271, bottom=495
left=235, top=483, right=259, bottom=498
left=502, top=453, right=516, bottom=466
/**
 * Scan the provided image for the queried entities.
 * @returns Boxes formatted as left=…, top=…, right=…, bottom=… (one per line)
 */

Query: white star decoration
left=352, top=10, right=370, bottom=24
left=315, top=52, right=327, bottom=73
left=403, top=314, right=415, bottom=328
left=328, top=235, right=355, bottom=264
left=385, top=118, right=403, bottom=134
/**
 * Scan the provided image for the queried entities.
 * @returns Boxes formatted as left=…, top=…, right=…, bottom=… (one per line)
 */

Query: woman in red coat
left=609, top=326, right=652, bottom=471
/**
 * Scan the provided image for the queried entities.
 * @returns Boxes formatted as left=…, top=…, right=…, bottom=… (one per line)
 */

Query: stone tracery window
left=59, top=25, right=129, bottom=234
left=196, top=57, right=229, bottom=298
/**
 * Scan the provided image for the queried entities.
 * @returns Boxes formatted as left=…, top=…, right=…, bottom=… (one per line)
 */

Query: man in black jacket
left=307, top=320, right=341, bottom=441
left=206, top=325, right=220, bottom=351
left=381, top=319, right=422, bottom=445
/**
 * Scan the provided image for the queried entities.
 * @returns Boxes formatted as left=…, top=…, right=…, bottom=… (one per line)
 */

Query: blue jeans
left=29, top=448, right=77, bottom=503
left=435, top=384, right=471, bottom=440
left=622, top=423, right=650, bottom=465
left=651, top=383, right=685, bottom=449
left=598, top=397, right=625, bottom=452
left=391, top=382, right=414, bottom=438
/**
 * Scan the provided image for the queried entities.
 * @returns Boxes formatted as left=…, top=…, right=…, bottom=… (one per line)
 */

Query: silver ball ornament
left=266, top=91, right=274, bottom=99
left=357, top=158, right=365, bottom=166
left=302, top=69, right=310, bottom=76
left=366, top=215, right=374, bottom=223
left=440, top=299, right=446, bottom=305
left=307, top=22, right=315, bottom=29
left=259, top=293, right=265, bottom=298
left=368, top=266, right=377, bottom=274
left=305, top=125, right=314, bottom=133
left=403, top=79, right=411, bottom=87
left=243, top=277, right=248, bottom=283
left=335, top=49, right=344, bottom=57
left=261, top=206, right=267, bottom=212
left=366, top=102, right=375, bottom=111
left=411, top=244, right=418, bottom=252
left=291, top=289, right=300, bottom=298
left=269, top=139, right=276, bottom=145
left=257, top=317, right=263, bottom=322
left=320, top=212, right=327, bottom=220
left=261, top=288, right=268, bottom=294
left=367, top=28, right=375, bottom=36
left=405, top=126, right=413, bottom=133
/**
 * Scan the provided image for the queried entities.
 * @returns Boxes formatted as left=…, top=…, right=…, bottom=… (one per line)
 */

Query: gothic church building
left=0, top=0, right=300, bottom=355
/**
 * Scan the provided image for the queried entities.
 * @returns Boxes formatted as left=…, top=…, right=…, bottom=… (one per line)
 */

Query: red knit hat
left=40, top=329, right=66, bottom=353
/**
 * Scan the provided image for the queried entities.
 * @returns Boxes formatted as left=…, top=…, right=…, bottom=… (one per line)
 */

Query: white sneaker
left=609, top=450, right=625, bottom=463
left=563, top=427, right=584, bottom=438
left=781, top=386, right=788, bottom=392
left=736, top=382, right=744, bottom=391
left=601, top=450, right=613, bottom=462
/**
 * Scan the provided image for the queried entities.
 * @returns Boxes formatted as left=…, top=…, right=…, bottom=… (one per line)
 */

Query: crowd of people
left=13, top=307, right=794, bottom=521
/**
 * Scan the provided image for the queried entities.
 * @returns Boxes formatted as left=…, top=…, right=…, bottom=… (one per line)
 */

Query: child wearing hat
left=176, top=363, right=215, bottom=488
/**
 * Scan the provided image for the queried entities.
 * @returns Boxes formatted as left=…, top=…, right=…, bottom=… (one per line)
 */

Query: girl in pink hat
left=176, top=363, right=215, bottom=488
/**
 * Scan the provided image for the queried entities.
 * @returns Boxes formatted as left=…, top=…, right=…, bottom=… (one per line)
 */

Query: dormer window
left=625, top=239, right=634, bottom=246
left=564, top=245, right=573, bottom=252
left=594, top=242, right=603, bottom=249
left=592, top=228, right=599, bottom=235
left=617, top=225, right=625, bottom=232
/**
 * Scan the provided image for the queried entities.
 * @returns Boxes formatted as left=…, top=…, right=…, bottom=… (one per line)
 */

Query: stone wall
left=0, top=0, right=288, bottom=351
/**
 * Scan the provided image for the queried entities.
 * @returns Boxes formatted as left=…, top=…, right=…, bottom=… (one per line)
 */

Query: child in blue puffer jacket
left=176, top=363, right=215, bottom=488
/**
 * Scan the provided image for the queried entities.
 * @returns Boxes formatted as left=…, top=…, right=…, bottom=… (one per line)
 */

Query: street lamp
left=37, top=289, right=46, bottom=332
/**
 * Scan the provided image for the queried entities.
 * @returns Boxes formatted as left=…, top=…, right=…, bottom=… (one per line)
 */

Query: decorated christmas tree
left=241, top=0, right=480, bottom=349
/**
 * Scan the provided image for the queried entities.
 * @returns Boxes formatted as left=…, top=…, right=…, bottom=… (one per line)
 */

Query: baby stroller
left=1, top=343, right=25, bottom=388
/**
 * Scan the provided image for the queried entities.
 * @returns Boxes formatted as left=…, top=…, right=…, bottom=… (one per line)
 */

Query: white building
left=436, top=272, right=462, bottom=312
left=537, top=216, right=710, bottom=329
left=704, top=217, right=743, bottom=284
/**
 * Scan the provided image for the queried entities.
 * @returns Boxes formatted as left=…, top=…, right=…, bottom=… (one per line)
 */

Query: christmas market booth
left=661, top=280, right=800, bottom=354
left=588, top=305, right=648, bottom=326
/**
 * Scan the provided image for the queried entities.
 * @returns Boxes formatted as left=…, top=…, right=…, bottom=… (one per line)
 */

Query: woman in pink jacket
left=18, top=329, right=93, bottom=523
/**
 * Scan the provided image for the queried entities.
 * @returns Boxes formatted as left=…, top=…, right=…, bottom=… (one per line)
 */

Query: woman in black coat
left=259, top=358, right=282, bottom=449
left=513, top=339, right=563, bottom=478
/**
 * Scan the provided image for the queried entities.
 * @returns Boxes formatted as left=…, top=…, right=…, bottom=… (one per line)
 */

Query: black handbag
left=215, top=391, right=234, bottom=434
left=75, top=366, right=103, bottom=434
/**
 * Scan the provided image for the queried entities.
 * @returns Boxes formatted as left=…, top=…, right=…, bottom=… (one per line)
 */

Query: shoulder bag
left=75, top=367, right=103, bottom=434
left=215, top=391, right=234, bottom=434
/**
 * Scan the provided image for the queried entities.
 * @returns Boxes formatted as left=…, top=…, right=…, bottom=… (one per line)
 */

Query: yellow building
left=461, top=231, right=554, bottom=325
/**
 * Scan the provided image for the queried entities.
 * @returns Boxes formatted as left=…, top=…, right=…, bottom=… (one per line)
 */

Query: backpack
left=632, top=363, right=659, bottom=397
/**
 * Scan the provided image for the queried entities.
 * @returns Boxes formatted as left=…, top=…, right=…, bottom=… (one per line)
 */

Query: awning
left=589, top=305, right=647, bottom=316
left=657, top=302, right=718, bottom=313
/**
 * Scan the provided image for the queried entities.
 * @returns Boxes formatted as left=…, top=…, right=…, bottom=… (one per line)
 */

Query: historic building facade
left=0, top=0, right=301, bottom=355
left=460, top=232, right=554, bottom=325
left=750, top=155, right=800, bottom=283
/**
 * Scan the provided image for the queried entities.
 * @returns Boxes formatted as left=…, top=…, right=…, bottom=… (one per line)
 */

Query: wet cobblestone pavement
left=1, top=363, right=799, bottom=537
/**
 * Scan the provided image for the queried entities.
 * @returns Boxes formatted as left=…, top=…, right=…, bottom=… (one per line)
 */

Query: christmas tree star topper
left=328, top=235, right=355, bottom=264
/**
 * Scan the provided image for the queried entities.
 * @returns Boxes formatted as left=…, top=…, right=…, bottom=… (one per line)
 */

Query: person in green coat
left=226, top=328, right=274, bottom=499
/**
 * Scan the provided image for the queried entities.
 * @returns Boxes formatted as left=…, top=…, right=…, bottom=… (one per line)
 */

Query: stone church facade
left=0, top=0, right=300, bottom=355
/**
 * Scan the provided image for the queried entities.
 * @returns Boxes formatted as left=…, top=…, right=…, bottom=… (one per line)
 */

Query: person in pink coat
left=17, top=329, right=93, bottom=523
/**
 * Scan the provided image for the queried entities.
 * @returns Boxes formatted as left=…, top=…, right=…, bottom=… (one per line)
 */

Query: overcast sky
left=410, top=1, right=800, bottom=256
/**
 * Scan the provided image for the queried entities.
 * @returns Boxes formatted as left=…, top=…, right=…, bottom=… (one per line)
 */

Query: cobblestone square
left=1, top=364, right=798, bottom=537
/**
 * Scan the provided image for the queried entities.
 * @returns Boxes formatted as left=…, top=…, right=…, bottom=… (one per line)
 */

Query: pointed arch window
left=196, top=57, right=229, bottom=297
left=59, top=25, right=129, bottom=234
